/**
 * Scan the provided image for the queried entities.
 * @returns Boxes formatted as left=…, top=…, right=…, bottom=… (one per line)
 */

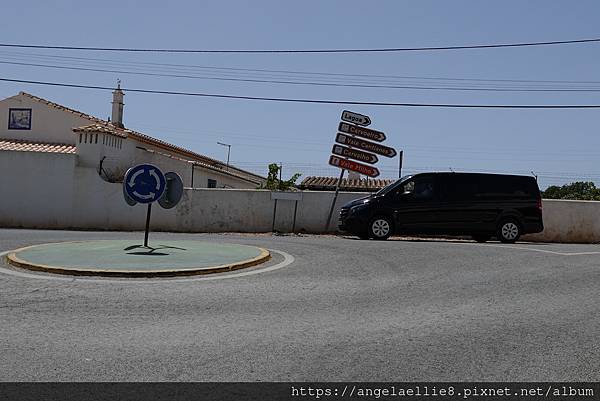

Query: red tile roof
left=20, top=92, right=105, bottom=124
left=138, top=146, right=266, bottom=185
left=73, top=123, right=128, bottom=138
left=0, top=139, right=76, bottom=154
left=299, top=176, right=396, bottom=192
left=18, top=92, right=265, bottom=184
left=73, top=121, right=264, bottom=184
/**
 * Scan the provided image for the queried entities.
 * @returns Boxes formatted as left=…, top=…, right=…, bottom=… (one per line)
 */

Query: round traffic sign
left=158, top=172, right=184, bottom=209
left=123, top=184, right=137, bottom=206
left=123, top=164, right=166, bottom=204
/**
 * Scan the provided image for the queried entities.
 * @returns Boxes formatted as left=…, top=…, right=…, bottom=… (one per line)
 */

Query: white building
left=0, top=89, right=265, bottom=189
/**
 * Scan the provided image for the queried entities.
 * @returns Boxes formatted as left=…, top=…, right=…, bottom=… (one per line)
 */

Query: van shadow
left=341, top=235, right=550, bottom=245
left=124, top=244, right=187, bottom=256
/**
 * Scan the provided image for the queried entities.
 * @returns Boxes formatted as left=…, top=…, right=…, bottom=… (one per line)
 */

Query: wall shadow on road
left=340, top=235, right=552, bottom=246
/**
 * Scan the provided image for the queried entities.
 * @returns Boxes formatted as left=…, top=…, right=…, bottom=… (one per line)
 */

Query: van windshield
left=374, top=175, right=412, bottom=196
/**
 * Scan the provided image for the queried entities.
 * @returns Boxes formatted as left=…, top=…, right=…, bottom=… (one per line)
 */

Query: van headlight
left=349, top=204, right=369, bottom=214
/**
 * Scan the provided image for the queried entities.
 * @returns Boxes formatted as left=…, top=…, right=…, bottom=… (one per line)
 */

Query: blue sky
left=2, top=1, right=600, bottom=188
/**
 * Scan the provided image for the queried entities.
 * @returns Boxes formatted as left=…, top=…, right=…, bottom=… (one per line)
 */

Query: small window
left=79, top=133, right=82, bottom=143
left=95, top=134, right=98, bottom=144
left=207, top=179, right=217, bottom=188
left=8, top=108, right=31, bottom=130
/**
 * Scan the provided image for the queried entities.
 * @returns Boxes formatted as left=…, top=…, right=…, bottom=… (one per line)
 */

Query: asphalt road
left=0, top=229, right=599, bottom=381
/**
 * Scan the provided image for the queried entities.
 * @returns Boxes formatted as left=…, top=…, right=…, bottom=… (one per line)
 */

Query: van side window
left=443, top=176, right=476, bottom=201
left=403, top=178, right=435, bottom=200
left=474, top=176, right=533, bottom=199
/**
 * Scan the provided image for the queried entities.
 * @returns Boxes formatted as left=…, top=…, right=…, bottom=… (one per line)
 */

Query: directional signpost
left=335, top=133, right=397, bottom=158
left=325, top=110, right=399, bottom=231
left=325, top=110, right=397, bottom=230
left=338, top=122, right=386, bottom=142
left=341, top=110, right=371, bottom=126
left=329, top=155, right=380, bottom=178
left=332, top=144, right=378, bottom=164
left=123, top=164, right=183, bottom=247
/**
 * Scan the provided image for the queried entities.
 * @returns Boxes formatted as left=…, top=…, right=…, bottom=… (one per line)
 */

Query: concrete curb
left=5, top=243, right=271, bottom=278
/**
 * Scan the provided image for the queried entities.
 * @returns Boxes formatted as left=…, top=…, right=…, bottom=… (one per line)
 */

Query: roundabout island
left=4, top=165, right=272, bottom=278
left=5, top=240, right=271, bottom=277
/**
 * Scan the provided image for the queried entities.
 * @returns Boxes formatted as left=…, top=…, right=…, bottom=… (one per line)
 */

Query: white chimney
left=111, top=81, right=125, bottom=128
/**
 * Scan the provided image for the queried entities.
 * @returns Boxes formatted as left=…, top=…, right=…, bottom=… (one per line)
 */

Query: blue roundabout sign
left=124, top=164, right=166, bottom=204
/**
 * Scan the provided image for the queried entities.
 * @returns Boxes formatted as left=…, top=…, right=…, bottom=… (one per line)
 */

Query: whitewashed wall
left=66, top=167, right=360, bottom=233
left=522, top=200, right=600, bottom=243
left=0, top=93, right=93, bottom=144
left=0, top=151, right=77, bottom=227
left=2, top=162, right=600, bottom=243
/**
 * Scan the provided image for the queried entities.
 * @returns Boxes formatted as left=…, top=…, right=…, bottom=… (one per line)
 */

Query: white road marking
left=0, top=249, right=295, bottom=283
left=462, top=242, right=600, bottom=256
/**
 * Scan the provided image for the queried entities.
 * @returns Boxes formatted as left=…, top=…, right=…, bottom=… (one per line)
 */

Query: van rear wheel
left=497, top=218, right=521, bottom=243
left=368, top=216, right=393, bottom=240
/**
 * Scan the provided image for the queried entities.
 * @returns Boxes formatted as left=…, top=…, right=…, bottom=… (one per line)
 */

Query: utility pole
left=217, top=142, right=231, bottom=171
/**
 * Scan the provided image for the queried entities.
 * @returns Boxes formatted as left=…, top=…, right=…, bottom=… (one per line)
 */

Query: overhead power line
left=0, top=37, right=599, bottom=53
left=4, top=77, right=600, bottom=108
left=3, top=50, right=600, bottom=87
left=136, top=123, right=600, bottom=156
left=4, top=60, right=600, bottom=92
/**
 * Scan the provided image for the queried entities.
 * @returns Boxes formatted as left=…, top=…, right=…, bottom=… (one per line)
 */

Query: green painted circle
left=13, top=240, right=266, bottom=272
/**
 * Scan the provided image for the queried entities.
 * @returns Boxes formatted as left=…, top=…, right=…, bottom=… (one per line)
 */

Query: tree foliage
left=542, top=181, right=600, bottom=201
left=260, top=163, right=301, bottom=191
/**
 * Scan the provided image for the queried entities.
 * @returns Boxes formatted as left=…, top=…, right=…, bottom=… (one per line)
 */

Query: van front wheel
left=497, top=218, right=521, bottom=243
left=368, top=216, right=393, bottom=240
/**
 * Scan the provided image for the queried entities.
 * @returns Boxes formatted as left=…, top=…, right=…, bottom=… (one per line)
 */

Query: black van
left=339, top=172, right=543, bottom=242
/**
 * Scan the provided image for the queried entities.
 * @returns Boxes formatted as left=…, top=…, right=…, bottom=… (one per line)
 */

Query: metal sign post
left=144, top=203, right=152, bottom=247
left=123, top=165, right=183, bottom=248
left=325, top=168, right=345, bottom=231
left=124, top=164, right=166, bottom=248
left=399, top=150, right=404, bottom=178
